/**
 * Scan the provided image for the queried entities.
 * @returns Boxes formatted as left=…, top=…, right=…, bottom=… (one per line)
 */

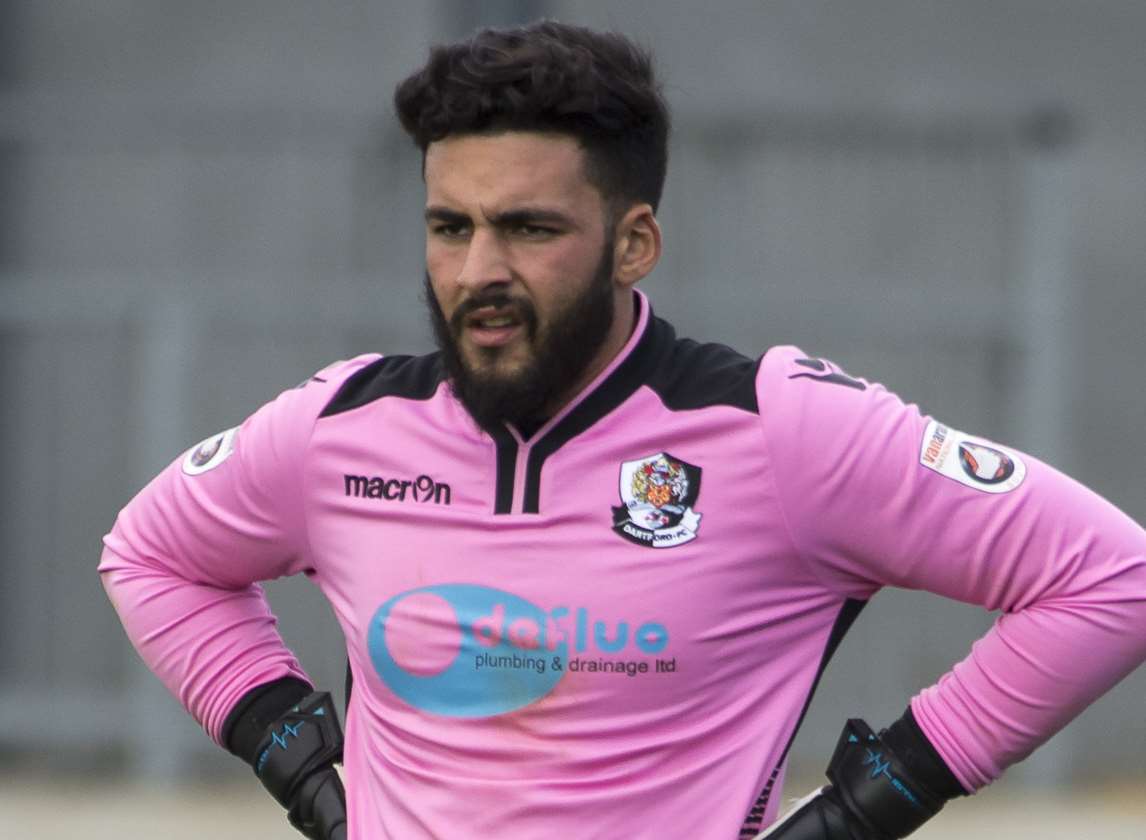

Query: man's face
left=423, top=132, right=619, bottom=429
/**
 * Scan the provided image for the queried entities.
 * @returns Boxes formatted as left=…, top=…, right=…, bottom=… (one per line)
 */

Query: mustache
left=449, top=291, right=538, bottom=335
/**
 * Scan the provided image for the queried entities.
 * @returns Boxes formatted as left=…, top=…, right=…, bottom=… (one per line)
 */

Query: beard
left=425, top=242, right=616, bottom=432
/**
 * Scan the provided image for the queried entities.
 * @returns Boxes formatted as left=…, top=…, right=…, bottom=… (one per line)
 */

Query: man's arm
left=99, top=411, right=313, bottom=739
left=99, top=357, right=377, bottom=836
left=757, top=347, right=1146, bottom=799
left=99, top=355, right=375, bottom=741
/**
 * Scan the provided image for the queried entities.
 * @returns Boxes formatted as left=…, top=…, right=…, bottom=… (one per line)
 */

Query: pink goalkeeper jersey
left=101, top=291, right=1146, bottom=838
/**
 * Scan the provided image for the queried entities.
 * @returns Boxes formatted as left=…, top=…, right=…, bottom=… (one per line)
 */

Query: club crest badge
left=612, top=452, right=702, bottom=548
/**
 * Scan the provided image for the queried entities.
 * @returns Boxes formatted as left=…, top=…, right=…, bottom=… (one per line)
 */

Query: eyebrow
left=424, top=205, right=576, bottom=228
left=424, top=206, right=470, bottom=226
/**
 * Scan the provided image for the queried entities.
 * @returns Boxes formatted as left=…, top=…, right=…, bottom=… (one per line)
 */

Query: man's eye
left=433, top=224, right=469, bottom=238
left=516, top=224, right=556, bottom=238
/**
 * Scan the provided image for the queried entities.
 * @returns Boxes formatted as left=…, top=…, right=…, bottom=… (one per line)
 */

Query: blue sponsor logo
left=367, top=584, right=669, bottom=717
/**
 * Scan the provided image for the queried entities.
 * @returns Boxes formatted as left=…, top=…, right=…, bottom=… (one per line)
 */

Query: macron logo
left=344, top=473, right=452, bottom=505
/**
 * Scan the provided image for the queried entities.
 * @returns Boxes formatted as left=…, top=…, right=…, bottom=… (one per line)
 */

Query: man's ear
left=613, top=204, right=662, bottom=288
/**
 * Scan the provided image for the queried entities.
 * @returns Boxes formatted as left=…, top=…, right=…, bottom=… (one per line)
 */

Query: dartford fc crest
left=612, top=452, right=702, bottom=548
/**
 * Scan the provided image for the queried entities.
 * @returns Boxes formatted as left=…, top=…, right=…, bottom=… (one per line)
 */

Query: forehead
left=424, top=132, right=603, bottom=213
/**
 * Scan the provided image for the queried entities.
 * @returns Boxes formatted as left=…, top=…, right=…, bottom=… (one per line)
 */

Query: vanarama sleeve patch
left=918, top=419, right=1026, bottom=494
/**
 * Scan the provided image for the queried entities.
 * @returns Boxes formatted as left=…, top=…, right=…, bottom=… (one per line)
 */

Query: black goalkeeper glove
left=756, top=717, right=960, bottom=840
left=251, top=690, right=348, bottom=840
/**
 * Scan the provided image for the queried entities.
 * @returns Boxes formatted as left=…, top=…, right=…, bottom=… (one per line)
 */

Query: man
left=100, top=20, right=1146, bottom=840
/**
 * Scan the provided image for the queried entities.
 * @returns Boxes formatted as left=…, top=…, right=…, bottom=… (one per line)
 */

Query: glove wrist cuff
left=223, top=677, right=313, bottom=764
left=827, top=719, right=947, bottom=839
left=881, top=707, right=966, bottom=801
left=253, top=690, right=344, bottom=809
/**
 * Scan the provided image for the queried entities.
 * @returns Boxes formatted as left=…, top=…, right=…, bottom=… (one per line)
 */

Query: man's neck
left=531, top=290, right=640, bottom=429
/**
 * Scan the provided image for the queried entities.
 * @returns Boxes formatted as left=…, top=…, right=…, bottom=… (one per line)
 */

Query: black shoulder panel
left=646, top=333, right=760, bottom=414
left=319, top=353, right=444, bottom=418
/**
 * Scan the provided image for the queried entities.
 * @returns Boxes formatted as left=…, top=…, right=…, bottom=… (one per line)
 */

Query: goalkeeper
left=100, top=20, right=1146, bottom=839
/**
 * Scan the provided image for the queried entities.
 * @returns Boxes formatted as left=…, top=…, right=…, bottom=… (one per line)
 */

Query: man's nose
left=456, top=228, right=512, bottom=292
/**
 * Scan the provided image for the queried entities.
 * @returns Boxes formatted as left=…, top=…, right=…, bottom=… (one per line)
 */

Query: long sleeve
left=757, top=345, right=1146, bottom=792
left=99, top=355, right=378, bottom=744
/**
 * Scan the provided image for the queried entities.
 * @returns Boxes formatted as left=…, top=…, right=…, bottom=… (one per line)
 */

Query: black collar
left=490, top=295, right=675, bottom=513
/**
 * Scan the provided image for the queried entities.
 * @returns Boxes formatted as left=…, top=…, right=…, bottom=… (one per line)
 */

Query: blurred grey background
left=1, top=0, right=1144, bottom=815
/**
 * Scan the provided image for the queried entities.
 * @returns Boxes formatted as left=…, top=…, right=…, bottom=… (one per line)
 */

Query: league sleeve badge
left=918, top=419, right=1026, bottom=494
left=612, top=452, right=702, bottom=548
left=181, top=427, right=238, bottom=476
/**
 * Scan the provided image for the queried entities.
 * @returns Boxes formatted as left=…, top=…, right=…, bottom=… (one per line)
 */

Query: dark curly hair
left=394, top=20, right=670, bottom=214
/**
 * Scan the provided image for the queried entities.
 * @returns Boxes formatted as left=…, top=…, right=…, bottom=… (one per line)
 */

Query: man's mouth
left=465, top=306, right=526, bottom=347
